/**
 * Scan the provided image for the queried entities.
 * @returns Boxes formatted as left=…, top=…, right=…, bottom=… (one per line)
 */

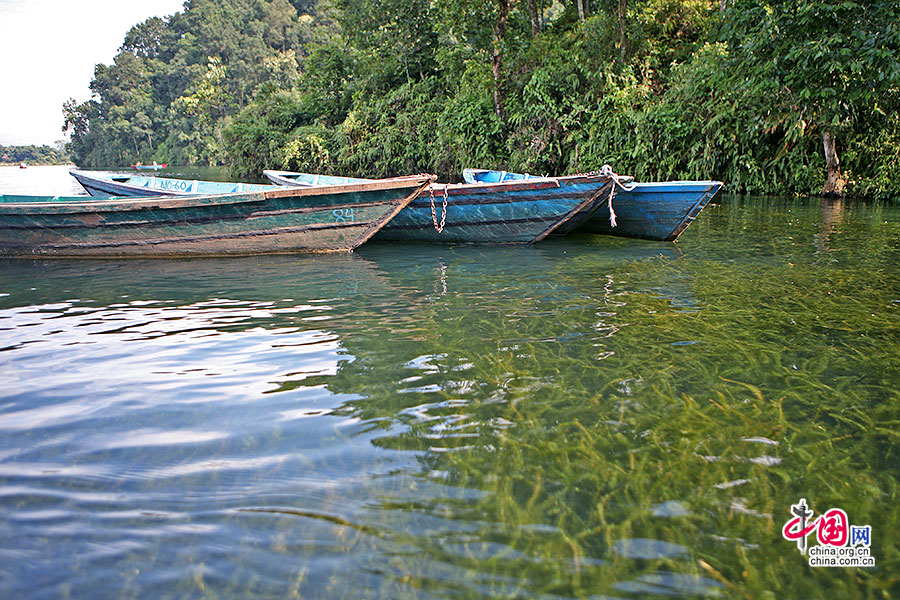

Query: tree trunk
left=617, top=0, right=628, bottom=61
left=822, top=130, right=845, bottom=196
left=491, top=0, right=510, bottom=122
left=527, top=0, right=540, bottom=35
left=578, top=0, right=591, bottom=22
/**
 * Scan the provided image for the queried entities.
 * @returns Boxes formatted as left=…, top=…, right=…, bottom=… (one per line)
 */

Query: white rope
left=597, top=164, right=635, bottom=228
left=599, top=164, right=637, bottom=192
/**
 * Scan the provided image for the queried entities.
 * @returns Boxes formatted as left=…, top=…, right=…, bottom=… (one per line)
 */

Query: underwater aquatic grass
left=293, top=198, right=900, bottom=598
left=1, top=197, right=897, bottom=598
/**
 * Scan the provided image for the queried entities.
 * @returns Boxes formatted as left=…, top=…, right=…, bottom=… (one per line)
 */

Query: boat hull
left=264, top=170, right=611, bottom=244
left=580, top=181, right=722, bottom=241
left=0, top=178, right=430, bottom=258
left=377, top=179, right=611, bottom=243
left=463, top=169, right=722, bottom=241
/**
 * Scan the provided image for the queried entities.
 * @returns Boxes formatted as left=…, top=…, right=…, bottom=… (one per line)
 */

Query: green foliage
left=571, top=41, right=824, bottom=194
left=435, top=64, right=506, bottom=176
left=0, top=144, right=69, bottom=165
left=222, top=88, right=309, bottom=177
left=66, top=0, right=900, bottom=197
left=842, top=106, right=900, bottom=198
left=336, top=0, right=438, bottom=85
left=281, top=126, right=335, bottom=173
left=720, top=1, right=900, bottom=132
left=710, top=0, right=900, bottom=196
left=334, top=77, right=447, bottom=177
left=295, top=35, right=356, bottom=125
left=64, top=0, right=308, bottom=168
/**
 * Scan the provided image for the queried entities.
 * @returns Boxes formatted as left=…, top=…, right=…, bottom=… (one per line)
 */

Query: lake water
left=1, top=167, right=898, bottom=598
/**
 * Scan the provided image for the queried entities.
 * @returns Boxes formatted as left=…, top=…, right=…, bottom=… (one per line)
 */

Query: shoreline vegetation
left=61, top=0, right=900, bottom=199
left=1, top=144, right=70, bottom=166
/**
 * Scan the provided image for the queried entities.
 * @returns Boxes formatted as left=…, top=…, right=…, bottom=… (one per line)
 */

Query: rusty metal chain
left=430, top=184, right=448, bottom=233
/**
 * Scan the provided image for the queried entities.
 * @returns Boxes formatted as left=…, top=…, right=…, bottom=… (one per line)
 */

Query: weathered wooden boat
left=263, top=170, right=614, bottom=244
left=264, top=171, right=370, bottom=187
left=71, top=170, right=276, bottom=198
left=580, top=180, right=723, bottom=241
left=463, top=169, right=723, bottom=241
left=132, top=162, right=168, bottom=171
left=0, top=175, right=432, bottom=258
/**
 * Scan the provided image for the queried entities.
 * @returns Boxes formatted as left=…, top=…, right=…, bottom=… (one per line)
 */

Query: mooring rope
left=597, top=164, right=636, bottom=228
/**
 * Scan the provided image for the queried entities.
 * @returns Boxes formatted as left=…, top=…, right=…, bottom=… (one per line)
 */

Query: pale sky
left=0, top=0, right=186, bottom=146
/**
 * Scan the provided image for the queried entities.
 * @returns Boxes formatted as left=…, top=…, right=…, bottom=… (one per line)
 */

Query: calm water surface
left=0, top=165, right=86, bottom=196
left=1, top=170, right=898, bottom=598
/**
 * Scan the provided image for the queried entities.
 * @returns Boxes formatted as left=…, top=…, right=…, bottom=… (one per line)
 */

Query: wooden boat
left=264, top=171, right=368, bottom=187
left=0, top=175, right=432, bottom=258
left=263, top=170, right=615, bottom=244
left=580, top=180, right=723, bottom=241
left=71, top=170, right=278, bottom=197
left=132, top=162, right=167, bottom=171
left=463, top=169, right=723, bottom=241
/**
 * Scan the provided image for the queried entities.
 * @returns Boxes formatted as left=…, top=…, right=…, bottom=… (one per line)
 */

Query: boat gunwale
left=2, top=176, right=433, bottom=215
left=263, top=169, right=615, bottom=195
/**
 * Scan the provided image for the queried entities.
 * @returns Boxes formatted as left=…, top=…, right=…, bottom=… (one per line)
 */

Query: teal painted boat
left=579, top=180, right=723, bottom=241
left=263, top=170, right=614, bottom=244
left=71, top=170, right=277, bottom=198
left=263, top=171, right=371, bottom=187
left=0, top=176, right=432, bottom=258
left=69, top=169, right=275, bottom=198
left=463, top=169, right=723, bottom=241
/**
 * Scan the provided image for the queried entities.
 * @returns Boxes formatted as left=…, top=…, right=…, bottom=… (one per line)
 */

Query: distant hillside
left=0, top=144, right=71, bottom=166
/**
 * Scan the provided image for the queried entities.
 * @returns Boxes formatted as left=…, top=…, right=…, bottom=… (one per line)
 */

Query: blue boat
left=463, top=169, right=723, bottom=241
left=71, top=170, right=277, bottom=198
left=263, top=170, right=615, bottom=244
left=264, top=171, right=369, bottom=187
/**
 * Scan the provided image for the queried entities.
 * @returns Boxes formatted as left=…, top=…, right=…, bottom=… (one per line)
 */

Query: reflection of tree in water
left=815, top=197, right=844, bottom=255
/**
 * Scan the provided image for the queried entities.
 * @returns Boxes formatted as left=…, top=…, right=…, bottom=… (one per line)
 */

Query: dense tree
left=63, top=0, right=900, bottom=197
left=716, top=0, right=900, bottom=195
left=336, top=0, right=438, bottom=84
left=0, top=144, right=69, bottom=165
left=64, top=0, right=307, bottom=167
left=121, top=16, right=170, bottom=59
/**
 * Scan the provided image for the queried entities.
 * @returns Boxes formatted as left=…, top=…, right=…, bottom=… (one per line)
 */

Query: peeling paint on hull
left=0, top=177, right=432, bottom=258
